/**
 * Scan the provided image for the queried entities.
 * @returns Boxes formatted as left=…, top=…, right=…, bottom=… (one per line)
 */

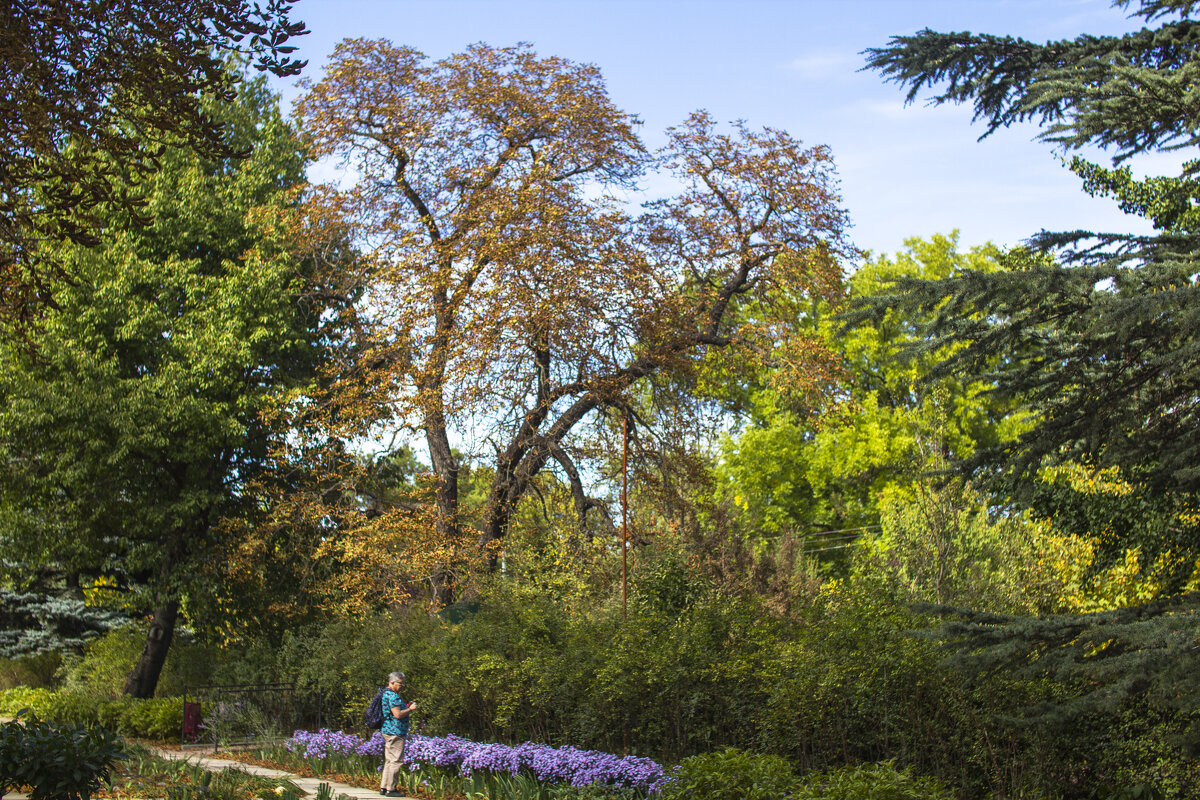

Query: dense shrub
left=0, top=686, right=57, bottom=717
left=751, top=589, right=1057, bottom=795
left=55, top=627, right=143, bottom=698
left=793, top=760, right=958, bottom=800
left=288, top=596, right=948, bottom=781
left=0, top=652, right=61, bottom=690
left=659, top=747, right=799, bottom=800
left=56, top=625, right=228, bottom=698
left=0, top=714, right=125, bottom=800
left=277, top=576, right=1200, bottom=799
left=113, top=697, right=183, bottom=740
left=151, top=526, right=1180, bottom=800
left=288, top=583, right=783, bottom=761
left=0, top=688, right=182, bottom=740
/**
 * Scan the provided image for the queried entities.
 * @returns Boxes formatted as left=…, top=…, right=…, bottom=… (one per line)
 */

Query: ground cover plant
left=99, top=743, right=305, bottom=800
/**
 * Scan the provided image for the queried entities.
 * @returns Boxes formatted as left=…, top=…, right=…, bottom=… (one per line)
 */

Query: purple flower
left=283, top=728, right=667, bottom=794
left=285, top=728, right=375, bottom=759
left=402, top=733, right=666, bottom=793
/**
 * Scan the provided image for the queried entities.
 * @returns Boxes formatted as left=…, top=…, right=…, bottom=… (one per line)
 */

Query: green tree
left=717, top=233, right=1025, bottom=549
left=2, top=0, right=309, bottom=325
left=0, top=591, right=127, bottom=658
left=0, top=74, right=342, bottom=697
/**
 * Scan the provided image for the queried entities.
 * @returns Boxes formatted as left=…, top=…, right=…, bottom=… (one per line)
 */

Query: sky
left=267, top=0, right=1164, bottom=262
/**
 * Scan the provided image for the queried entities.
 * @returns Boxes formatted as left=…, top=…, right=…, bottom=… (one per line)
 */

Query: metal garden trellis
left=181, top=683, right=324, bottom=752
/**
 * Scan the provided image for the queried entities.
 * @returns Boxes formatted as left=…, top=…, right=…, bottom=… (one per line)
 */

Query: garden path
left=150, top=748, right=419, bottom=800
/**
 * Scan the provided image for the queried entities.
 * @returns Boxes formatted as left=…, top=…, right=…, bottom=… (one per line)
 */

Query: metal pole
left=214, top=688, right=220, bottom=753
left=622, top=413, right=629, bottom=619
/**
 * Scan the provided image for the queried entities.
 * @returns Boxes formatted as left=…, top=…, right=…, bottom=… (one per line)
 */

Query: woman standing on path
left=379, top=671, right=417, bottom=797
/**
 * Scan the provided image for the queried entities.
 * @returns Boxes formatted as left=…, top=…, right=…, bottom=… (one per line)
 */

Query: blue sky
left=269, top=0, right=1165, bottom=261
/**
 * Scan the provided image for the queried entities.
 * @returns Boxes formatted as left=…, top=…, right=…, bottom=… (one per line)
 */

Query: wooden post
left=622, top=413, right=629, bottom=619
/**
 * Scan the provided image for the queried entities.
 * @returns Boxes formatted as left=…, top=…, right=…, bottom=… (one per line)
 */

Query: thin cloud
left=786, top=52, right=858, bottom=79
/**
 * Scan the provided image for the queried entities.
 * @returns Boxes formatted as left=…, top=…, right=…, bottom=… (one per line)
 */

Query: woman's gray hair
left=387, top=671, right=405, bottom=684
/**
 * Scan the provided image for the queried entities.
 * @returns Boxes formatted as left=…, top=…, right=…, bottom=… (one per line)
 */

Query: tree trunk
left=429, top=566, right=455, bottom=607
left=427, top=420, right=459, bottom=607
left=123, top=599, right=179, bottom=698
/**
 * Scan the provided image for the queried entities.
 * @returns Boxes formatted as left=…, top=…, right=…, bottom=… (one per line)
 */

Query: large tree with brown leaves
left=294, top=40, right=852, bottom=605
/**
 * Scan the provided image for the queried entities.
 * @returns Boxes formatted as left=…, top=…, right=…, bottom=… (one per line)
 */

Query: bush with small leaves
left=0, top=713, right=125, bottom=800
left=794, top=760, right=957, bottom=800
left=659, top=747, right=799, bottom=800
left=0, top=686, right=55, bottom=717
left=1088, top=785, right=1165, bottom=800
left=115, top=697, right=182, bottom=740
left=0, top=689, right=182, bottom=740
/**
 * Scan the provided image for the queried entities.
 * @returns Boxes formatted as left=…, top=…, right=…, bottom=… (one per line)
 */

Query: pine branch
left=0, top=590, right=129, bottom=657
left=919, top=595, right=1200, bottom=733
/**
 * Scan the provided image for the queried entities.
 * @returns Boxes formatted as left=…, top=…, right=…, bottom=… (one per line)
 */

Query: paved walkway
left=151, top=748, right=420, bottom=800
left=4, top=748, right=419, bottom=800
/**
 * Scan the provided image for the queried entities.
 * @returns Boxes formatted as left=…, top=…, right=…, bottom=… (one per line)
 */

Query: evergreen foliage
left=862, top=2, right=1200, bottom=772
left=852, top=240, right=1200, bottom=566
left=0, top=590, right=126, bottom=658
left=864, top=0, right=1200, bottom=157
left=925, top=594, right=1200, bottom=751
left=861, top=0, right=1200, bottom=566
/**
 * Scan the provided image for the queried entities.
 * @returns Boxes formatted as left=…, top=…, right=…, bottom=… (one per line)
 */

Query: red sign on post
left=183, top=701, right=201, bottom=738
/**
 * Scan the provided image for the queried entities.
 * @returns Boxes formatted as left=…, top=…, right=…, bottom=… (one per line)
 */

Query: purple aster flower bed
left=285, top=728, right=380, bottom=759
left=283, top=729, right=668, bottom=794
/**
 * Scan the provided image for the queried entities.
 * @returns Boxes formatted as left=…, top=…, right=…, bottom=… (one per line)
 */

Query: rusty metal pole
left=622, top=413, right=629, bottom=619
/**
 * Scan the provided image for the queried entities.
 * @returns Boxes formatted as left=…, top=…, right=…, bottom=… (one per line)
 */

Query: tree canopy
left=859, top=0, right=1200, bottom=749
left=1, top=0, right=308, bottom=324
left=289, top=39, right=853, bottom=605
left=0, top=73, right=342, bottom=697
left=864, top=0, right=1200, bottom=157
left=861, top=0, right=1200, bottom=566
left=717, top=233, right=1026, bottom=547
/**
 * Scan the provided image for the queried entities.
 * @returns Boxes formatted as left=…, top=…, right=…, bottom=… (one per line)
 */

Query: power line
left=760, top=524, right=881, bottom=540
left=803, top=525, right=881, bottom=537
left=804, top=542, right=864, bottom=554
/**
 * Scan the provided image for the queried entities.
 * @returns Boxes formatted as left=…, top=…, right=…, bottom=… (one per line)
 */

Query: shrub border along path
left=2, top=747, right=418, bottom=800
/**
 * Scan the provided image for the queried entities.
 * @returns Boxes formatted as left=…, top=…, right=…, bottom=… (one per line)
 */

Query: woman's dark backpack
left=364, top=688, right=386, bottom=729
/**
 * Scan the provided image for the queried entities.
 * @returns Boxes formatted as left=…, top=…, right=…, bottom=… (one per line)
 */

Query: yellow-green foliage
left=55, top=625, right=222, bottom=698
left=56, top=626, right=144, bottom=699
left=716, top=233, right=1030, bottom=542
left=844, top=464, right=1199, bottom=616
left=793, top=760, right=957, bottom=800
left=847, top=479, right=1065, bottom=615
left=498, top=479, right=617, bottom=609
left=0, top=687, right=55, bottom=717
left=0, top=688, right=182, bottom=740
left=1034, top=463, right=1200, bottom=612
